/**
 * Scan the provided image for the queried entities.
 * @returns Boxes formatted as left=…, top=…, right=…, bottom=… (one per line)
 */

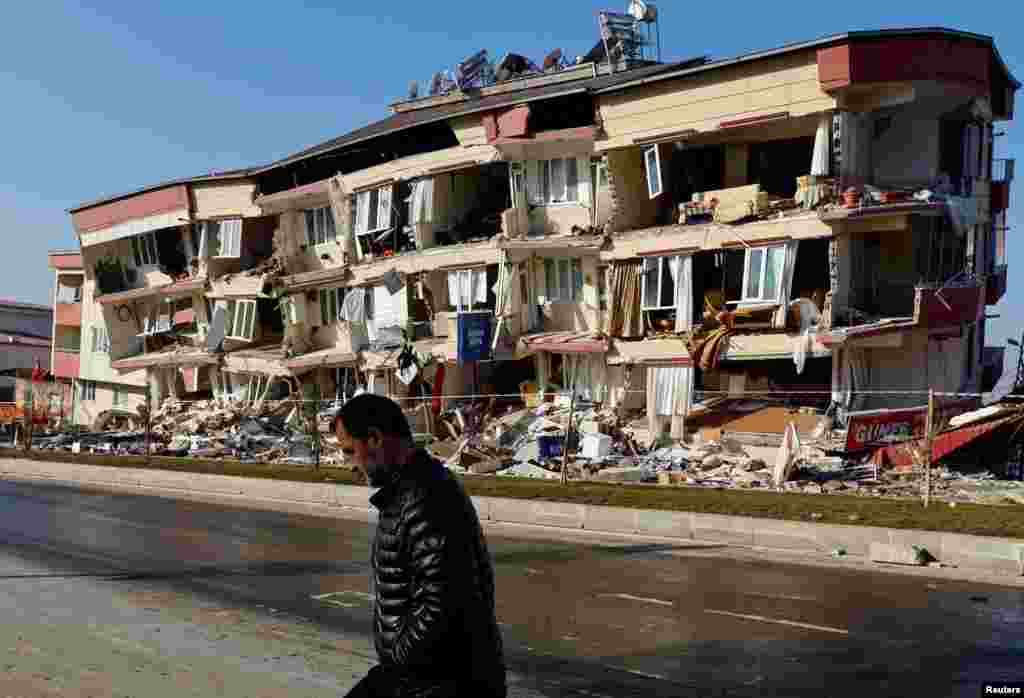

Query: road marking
left=598, top=593, right=673, bottom=607
left=311, top=590, right=374, bottom=608
left=705, top=608, right=848, bottom=635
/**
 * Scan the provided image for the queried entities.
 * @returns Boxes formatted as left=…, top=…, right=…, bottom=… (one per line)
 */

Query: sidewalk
left=2, top=456, right=1022, bottom=587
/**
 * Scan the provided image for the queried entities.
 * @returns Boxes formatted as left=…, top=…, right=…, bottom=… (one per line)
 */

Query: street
left=0, top=480, right=1021, bottom=697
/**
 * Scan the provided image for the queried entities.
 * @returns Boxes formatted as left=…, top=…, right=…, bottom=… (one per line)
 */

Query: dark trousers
left=344, top=665, right=506, bottom=698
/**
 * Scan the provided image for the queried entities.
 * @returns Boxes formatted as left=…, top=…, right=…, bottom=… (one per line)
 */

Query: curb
left=2, top=458, right=1022, bottom=581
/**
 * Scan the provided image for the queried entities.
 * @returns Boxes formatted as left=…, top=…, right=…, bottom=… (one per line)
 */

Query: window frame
left=225, top=299, right=258, bottom=341
left=352, top=185, right=394, bottom=250
left=537, top=157, right=580, bottom=205
left=214, top=218, right=243, bottom=258
left=79, top=380, right=96, bottom=402
left=542, top=258, right=583, bottom=302
left=319, top=287, right=346, bottom=326
left=641, top=255, right=682, bottom=311
left=448, top=268, right=488, bottom=313
left=739, top=244, right=786, bottom=304
left=303, top=206, right=337, bottom=247
left=643, top=144, right=663, bottom=199
left=90, top=325, right=111, bottom=354
left=130, top=232, right=160, bottom=267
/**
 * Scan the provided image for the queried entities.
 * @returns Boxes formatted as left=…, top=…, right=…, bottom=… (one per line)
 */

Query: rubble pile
left=34, top=397, right=345, bottom=466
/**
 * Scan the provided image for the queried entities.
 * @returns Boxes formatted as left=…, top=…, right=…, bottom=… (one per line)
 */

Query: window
left=448, top=269, right=488, bottom=312
left=598, top=265, right=609, bottom=311
left=225, top=300, right=258, bottom=341
left=79, top=380, right=96, bottom=402
left=641, top=256, right=682, bottom=310
left=90, top=325, right=111, bottom=354
left=130, top=233, right=159, bottom=267
left=741, top=245, right=786, bottom=303
left=643, top=144, right=663, bottom=199
left=216, top=219, right=242, bottom=257
left=509, top=163, right=525, bottom=206
left=319, top=287, right=346, bottom=326
left=303, top=206, right=336, bottom=246
left=56, top=283, right=81, bottom=303
left=534, top=158, right=579, bottom=204
left=353, top=185, right=394, bottom=249
left=543, top=258, right=583, bottom=302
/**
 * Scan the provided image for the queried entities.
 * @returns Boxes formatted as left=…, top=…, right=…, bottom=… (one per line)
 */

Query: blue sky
left=2, top=1, right=1020, bottom=382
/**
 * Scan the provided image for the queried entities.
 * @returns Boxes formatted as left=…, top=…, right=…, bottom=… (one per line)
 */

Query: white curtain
left=772, top=240, right=800, bottom=329
left=411, top=178, right=434, bottom=225
left=447, top=269, right=487, bottom=311
left=674, top=255, right=693, bottom=332
left=653, top=366, right=690, bottom=417
left=801, top=114, right=831, bottom=209
left=565, top=355, right=608, bottom=403
left=355, top=191, right=371, bottom=234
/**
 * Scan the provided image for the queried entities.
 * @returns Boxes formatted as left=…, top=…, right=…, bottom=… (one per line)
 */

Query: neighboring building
left=0, top=298, right=52, bottom=403
left=63, top=24, right=1018, bottom=451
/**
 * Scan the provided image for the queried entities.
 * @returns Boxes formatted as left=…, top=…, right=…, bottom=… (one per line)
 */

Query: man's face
left=336, top=419, right=394, bottom=487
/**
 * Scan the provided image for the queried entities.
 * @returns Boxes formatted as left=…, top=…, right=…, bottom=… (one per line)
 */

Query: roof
left=593, top=27, right=1020, bottom=96
left=68, top=167, right=259, bottom=214
left=254, top=60, right=701, bottom=174
left=0, top=299, right=52, bottom=312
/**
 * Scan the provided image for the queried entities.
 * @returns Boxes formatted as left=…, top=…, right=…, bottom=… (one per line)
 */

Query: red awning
left=519, top=331, right=609, bottom=355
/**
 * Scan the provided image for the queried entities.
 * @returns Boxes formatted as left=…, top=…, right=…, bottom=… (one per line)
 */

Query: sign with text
left=845, top=399, right=976, bottom=451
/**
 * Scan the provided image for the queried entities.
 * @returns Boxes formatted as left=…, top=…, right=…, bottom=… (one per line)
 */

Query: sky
left=1, top=0, right=1020, bottom=388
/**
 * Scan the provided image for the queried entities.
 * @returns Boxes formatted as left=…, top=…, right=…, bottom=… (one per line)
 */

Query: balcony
left=52, top=350, right=80, bottom=380
left=914, top=284, right=984, bottom=328
left=986, top=264, right=1008, bottom=305
left=54, top=302, right=82, bottom=327
left=992, top=158, right=1015, bottom=213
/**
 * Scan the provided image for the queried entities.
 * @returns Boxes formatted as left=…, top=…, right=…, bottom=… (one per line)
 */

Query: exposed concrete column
left=147, top=369, right=166, bottom=412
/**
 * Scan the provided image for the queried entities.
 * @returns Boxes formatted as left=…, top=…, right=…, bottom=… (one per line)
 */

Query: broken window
left=543, top=258, right=582, bottom=302
left=319, top=287, right=345, bottom=326
left=643, top=145, right=663, bottom=199
left=303, top=206, right=336, bottom=247
left=225, top=299, right=257, bottom=342
left=131, top=233, right=159, bottom=267
left=741, top=245, right=785, bottom=303
left=354, top=185, right=393, bottom=240
left=641, top=256, right=680, bottom=310
left=90, top=325, right=110, bottom=354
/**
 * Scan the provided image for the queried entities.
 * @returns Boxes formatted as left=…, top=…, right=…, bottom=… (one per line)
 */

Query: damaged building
left=59, top=23, right=1018, bottom=479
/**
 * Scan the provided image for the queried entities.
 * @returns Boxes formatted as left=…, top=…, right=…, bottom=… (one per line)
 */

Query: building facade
left=63, top=26, right=1018, bottom=447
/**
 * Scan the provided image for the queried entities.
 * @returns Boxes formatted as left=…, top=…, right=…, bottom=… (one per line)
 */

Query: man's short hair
left=337, top=394, right=413, bottom=442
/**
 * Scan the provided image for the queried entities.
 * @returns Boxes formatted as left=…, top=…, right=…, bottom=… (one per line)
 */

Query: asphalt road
left=0, top=480, right=1021, bottom=697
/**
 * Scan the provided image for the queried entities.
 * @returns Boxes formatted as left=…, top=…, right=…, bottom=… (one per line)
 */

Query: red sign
left=845, top=400, right=976, bottom=451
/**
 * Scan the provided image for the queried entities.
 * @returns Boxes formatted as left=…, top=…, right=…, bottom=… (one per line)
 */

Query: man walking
left=337, top=394, right=506, bottom=698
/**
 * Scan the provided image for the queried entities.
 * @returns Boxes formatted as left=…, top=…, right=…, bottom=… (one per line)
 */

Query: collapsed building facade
left=63, top=24, right=1017, bottom=464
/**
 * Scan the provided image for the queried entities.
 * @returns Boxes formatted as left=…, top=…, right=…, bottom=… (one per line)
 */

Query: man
left=337, top=394, right=506, bottom=698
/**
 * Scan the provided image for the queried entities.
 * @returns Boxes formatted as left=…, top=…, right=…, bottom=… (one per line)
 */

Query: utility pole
left=924, top=388, right=935, bottom=508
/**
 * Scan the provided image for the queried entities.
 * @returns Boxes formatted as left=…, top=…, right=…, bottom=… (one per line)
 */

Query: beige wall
left=596, top=50, right=835, bottom=151
left=73, top=381, right=146, bottom=429
left=528, top=203, right=592, bottom=237
left=607, top=147, right=660, bottom=232
left=522, top=255, right=601, bottom=333
left=191, top=181, right=260, bottom=219
left=450, top=115, right=487, bottom=146
left=80, top=278, right=147, bottom=388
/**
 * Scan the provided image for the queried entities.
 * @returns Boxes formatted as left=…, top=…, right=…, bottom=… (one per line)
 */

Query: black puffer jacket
left=368, top=450, right=506, bottom=696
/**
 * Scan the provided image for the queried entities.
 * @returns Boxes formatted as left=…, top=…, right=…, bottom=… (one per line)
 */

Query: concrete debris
left=870, top=543, right=936, bottom=566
